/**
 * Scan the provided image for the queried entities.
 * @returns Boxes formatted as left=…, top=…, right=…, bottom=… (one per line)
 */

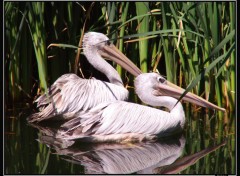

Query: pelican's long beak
left=154, top=80, right=226, bottom=112
left=98, top=44, right=142, bottom=77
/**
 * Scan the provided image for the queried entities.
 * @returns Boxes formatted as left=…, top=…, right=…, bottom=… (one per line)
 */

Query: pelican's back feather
left=28, top=74, right=128, bottom=122
left=58, top=101, right=184, bottom=141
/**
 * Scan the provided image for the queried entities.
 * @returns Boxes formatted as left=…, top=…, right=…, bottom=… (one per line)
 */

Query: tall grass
left=27, top=2, right=48, bottom=94
left=117, top=2, right=129, bottom=78
left=135, top=2, right=149, bottom=73
left=5, top=2, right=21, bottom=103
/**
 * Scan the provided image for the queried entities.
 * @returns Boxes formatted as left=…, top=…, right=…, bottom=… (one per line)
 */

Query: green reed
left=27, top=2, right=48, bottom=94
left=117, top=2, right=129, bottom=78
left=135, top=2, right=149, bottom=73
left=5, top=2, right=21, bottom=102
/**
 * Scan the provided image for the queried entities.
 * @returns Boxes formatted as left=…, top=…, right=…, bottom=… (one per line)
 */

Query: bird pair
left=28, top=32, right=225, bottom=143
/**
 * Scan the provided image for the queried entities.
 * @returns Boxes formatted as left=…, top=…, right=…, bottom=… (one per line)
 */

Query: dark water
left=4, top=107, right=236, bottom=174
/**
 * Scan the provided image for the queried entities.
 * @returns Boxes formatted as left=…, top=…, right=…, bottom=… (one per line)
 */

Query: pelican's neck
left=137, top=92, right=185, bottom=127
left=144, top=95, right=184, bottom=113
left=84, top=48, right=123, bottom=87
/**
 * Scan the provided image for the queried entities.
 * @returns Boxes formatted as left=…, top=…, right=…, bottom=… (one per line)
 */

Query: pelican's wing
left=28, top=74, right=128, bottom=122
left=58, top=101, right=184, bottom=141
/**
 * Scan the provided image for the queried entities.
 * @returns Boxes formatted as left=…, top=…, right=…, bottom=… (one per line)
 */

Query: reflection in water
left=152, top=141, right=226, bottom=174
left=29, top=122, right=226, bottom=174
left=64, top=140, right=184, bottom=174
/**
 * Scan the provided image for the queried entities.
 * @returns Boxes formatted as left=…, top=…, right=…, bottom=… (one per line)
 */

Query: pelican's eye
left=157, top=77, right=166, bottom=84
left=106, top=40, right=111, bottom=46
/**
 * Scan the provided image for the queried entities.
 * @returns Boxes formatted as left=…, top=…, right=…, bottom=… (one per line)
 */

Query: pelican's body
left=28, top=32, right=141, bottom=122
left=58, top=73, right=225, bottom=142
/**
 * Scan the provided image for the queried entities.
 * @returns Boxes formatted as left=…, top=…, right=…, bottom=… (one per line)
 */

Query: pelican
left=28, top=32, right=141, bottom=123
left=58, top=72, right=225, bottom=142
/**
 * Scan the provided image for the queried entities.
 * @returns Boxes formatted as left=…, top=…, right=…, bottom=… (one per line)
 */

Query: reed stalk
left=27, top=2, right=48, bottom=93
left=229, top=2, right=236, bottom=112
left=135, top=2, right=149, bottom=73
left=5, top=2, right=21, bottom=102
left=117, top=2, right=129, bottom=77
left=20, top=19, right=32, bottom=98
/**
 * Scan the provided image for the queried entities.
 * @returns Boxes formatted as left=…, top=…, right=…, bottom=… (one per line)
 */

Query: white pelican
left=58, top=72, right=225, bottom=142
left=28, top=32, right=141, bottom=123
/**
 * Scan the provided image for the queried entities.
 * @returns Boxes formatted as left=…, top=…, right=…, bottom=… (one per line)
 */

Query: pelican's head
left=82, top=32, right=142, bottom=77
left=134, top=72, right=225, bottom=112
left=83, top=32, right=110, bottom=51
left=135, top=72, right=166, bottom=95
left=134, top=73, right=167, bottom=106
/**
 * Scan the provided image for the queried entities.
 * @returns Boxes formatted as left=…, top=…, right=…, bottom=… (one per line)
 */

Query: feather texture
left=57, top=101, right=184, bottom=141
left=28, top=74, right=128, bottom=122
